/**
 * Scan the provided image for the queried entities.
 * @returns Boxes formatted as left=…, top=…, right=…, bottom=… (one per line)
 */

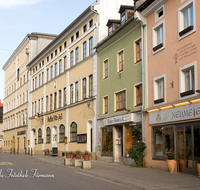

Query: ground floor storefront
left=146, top=101, right=200, bottom=176
left=97, top=112, right=142, bottom=164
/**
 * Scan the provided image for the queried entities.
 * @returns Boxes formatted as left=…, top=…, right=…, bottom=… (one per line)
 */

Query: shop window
left=116, top=90, right=126, bottom=111
left=59, top=124, right=65, bottom=143
left=153, top=126, right=174, bottom=159
left=38, top=128, right=42, bottom=144
left=102, top=126, right=113, bottom=156
left=70, top=122, right=77, bottom=142
left=179, top=62, right=195, bottom=98
left=46, top=127, right=51, bottom=144
left=178, top=0, right=195, bottom=39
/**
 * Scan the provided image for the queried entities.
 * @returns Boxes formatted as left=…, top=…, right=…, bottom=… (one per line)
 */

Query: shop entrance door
left=177, top=123, right=200, bottom=175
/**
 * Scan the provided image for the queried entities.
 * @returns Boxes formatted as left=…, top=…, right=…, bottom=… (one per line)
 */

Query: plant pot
left=76, top=155, right=81, bottom=159
left=167, top=159, right=175, bottom=173
left=84, top=155, right=90, bottom=161
left=66, top=154, right=71, bottom=159
left=197, top=163, right=200, bottom=178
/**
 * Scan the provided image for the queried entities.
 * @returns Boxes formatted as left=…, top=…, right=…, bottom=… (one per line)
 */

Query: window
left=63, top=87, right=66, bottom=106
left=35, top=77, right=37, bottom=88
left=17, top=68, right=19, bottom=81
left=83, top=41, right=87, bottom=59
left=75, top=82, right=78, bottom=102
left=59, top=45, right=62, bottom=52
left=59, top=90, right=61, bottom=108
left=70, top=51, right=74, bottom=66
left=38, top=99, right=40, bottom=113
left=51, top=53, right=53, bottom=59
left=76, top=31, right=79, bottom=39
left=32, top=79, right=34, bottom=90
left=152, top=20, right=164, bottom=53
left=135, top=39, right=142, bottom=62
left=39, top=63, right=41, bottom=68
left=121, top=13, right=126, bottom=24
left=178, top=0, right=195, bottom=39
left=116, top=90, right=126, bottom=111
left=64, top=41, right=67, bottom=48
left=83, top=24, right=87, bottom=32
left=179, top=63, right=195, bottom=97
left=55, top=49, right=57, bottom=56
left=47, top=56, right=49, bottom=62
left=135, top=84, right=142, bottom=106
left=154, top=75, right=165, bottom=104
left=103, top=59, right=108, bottom=79
left=50, top=94, right=52, bottom=111
left=20, top=78, right=22, bottom=86
left=109, top=25, right=113, bottom=35
left=55, top=63, right=57, bottom=77
left=47, top=68, right=49, bottom=82
left=39, top=74, right=41, bottom=86
left=70, top=122, right=77, bottom=142
left=89, top=19, right=93, bottom=27
left=71, top=35, right=74, bottom=43
left=104, top=96, right=108, bottom=114
left=42, top=72, right=44, bottom=85
left=64, top=56, right=67, bottom=71
left=59, top=124, right=65, bottom=143
left=54, top=92, right=57, bottom=110
left=42, top=60, right=44, bottom=66
left=155, top=5, right=164, bottom=22
left=75, top=47, right=79, bottom=64
left=153, top=125, right=174, bottom=159
left=70, top=84, right=73, bottom=104
left=38, top=129, right=42, bottom=144
left=46, top=96, right=49, bottom=111
left=41, top=98, right=43, bottom=113
left=82, top=78, right=86, bottom=99
left=46, top=127, right=51, bottom=144
left=35, top=66, right=37, bottom=71
left=59, top=59, right=62, bottom=74
left=89, top=75, right=93, bottom=97
left=118, top=50, right=124, bottom=72
left=102, top=126, right=113, bottom=156
left=35, top=101, right=37, bottom=115
left=51, top=65, right=53, bottom=79
left=89, top=37, right=93, bottom=55
left=23, top=75, right=25, bottom=84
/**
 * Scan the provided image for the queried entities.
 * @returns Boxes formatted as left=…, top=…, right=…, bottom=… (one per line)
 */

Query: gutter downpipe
left=135, top=9, right=147, bottom=165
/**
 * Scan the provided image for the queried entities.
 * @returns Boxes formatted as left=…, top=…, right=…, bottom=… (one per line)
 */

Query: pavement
left=30, top=154, right=200, bottom=190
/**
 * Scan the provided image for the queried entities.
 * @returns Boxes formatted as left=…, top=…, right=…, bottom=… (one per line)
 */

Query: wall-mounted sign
left=17, top=131, right=26, bottom=135
left=104, top=114, right=133, bottom=126
left=149, top=102, right=200, bottom=125
left=47, top=113, right=62, bottom=122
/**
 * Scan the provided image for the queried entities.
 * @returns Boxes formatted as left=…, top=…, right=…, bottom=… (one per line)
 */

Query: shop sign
left=17, top=131, right=26, bottom=135
left=47, top=113, right=62, bottom=123
left=149, top=102, right=200, bottom=125
left=104, top=114, right=132, bottom=125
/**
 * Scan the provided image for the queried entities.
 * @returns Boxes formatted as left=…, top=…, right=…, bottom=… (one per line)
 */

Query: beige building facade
left=2, top=33, right=56, bottom=154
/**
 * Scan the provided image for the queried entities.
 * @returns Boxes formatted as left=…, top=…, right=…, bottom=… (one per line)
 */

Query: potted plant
left=43, top=149, right=49, bottom=156
left=83, top=150, right=92, bottom=161
left=167, top=153, right=175, bottom=173
left=197, top=158, right=200, bottom=178
left=65, top=151, right=73, bottom=158
left=75, top=150, right=82, bottom=159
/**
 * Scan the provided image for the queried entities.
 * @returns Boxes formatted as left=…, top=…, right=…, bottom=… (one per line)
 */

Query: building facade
left=26, top=0, right=134, bottom=157
left=2, top=33, right=57, bottom=154
left=137, top=0, right=200, bottom=176
left=0, top=100, right=3, bottom=148
left=96, top=5, right=147, bottom=163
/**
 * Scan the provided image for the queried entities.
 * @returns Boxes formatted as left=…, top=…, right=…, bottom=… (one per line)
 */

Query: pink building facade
left=137, top=0, right=200, bottom=176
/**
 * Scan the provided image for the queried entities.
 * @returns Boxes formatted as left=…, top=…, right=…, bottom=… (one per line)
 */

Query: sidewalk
left=31, top=155, right=200, bottom=190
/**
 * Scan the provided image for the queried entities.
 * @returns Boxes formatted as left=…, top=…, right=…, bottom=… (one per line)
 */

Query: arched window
left=59, top=124, right=65, bottom=143
left=46, top=127, right=51, bottom=144
left=70, top=122, right=77, bottom=142
left=38, top=129, right=42, bottom=144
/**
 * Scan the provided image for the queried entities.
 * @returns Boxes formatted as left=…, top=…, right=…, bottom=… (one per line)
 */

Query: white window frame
left=178, top=0, right=195, bottom=40
left=179, top=61, right=196, bottom=99
left=153, top=74, right=166, bottom=105
left=155, top=5, right=164, bottom=23
left=152, top=20, right=165, bottom=54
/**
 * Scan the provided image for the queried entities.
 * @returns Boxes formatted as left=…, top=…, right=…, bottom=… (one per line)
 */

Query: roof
left=106, top=19, right=121, bottom=27
left=136, top=0, right=155, bottom=12
left=119, top=5, right=134, bottom=14
left=0, top=100, right=3, bottom=107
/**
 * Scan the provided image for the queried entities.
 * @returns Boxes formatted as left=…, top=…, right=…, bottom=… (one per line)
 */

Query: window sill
left=153, top=43, right=163, bottom=52
left=180, top=90, right=194, bottom=97
left=134, top=59, right=142, bottom=65
left=154, top=98, right=164, bottom=104
left=115, top=108, right=126, bottom=112
left=179, top=25, right=193, bottom=37
left=135, top=103, right=142, bottom=107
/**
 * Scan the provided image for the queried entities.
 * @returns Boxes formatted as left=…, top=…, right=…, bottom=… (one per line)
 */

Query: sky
left=0, top=0, right=95, bottom=103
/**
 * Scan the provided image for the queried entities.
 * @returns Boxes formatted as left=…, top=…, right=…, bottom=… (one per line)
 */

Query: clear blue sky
left=0, top=0, right=95, bottom=103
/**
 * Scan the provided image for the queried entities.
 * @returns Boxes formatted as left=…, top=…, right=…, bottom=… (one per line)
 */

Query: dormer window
left=109, top=25, right=113, bottom=35
left=119, top=5, right=134, bottom=25
left=106, top=19, right=120, bottom=36
left=121, top=13, right=126, bottom=24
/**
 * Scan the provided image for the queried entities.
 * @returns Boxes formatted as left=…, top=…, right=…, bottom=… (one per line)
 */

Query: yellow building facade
left=2, top=33, right=56, bottom=154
